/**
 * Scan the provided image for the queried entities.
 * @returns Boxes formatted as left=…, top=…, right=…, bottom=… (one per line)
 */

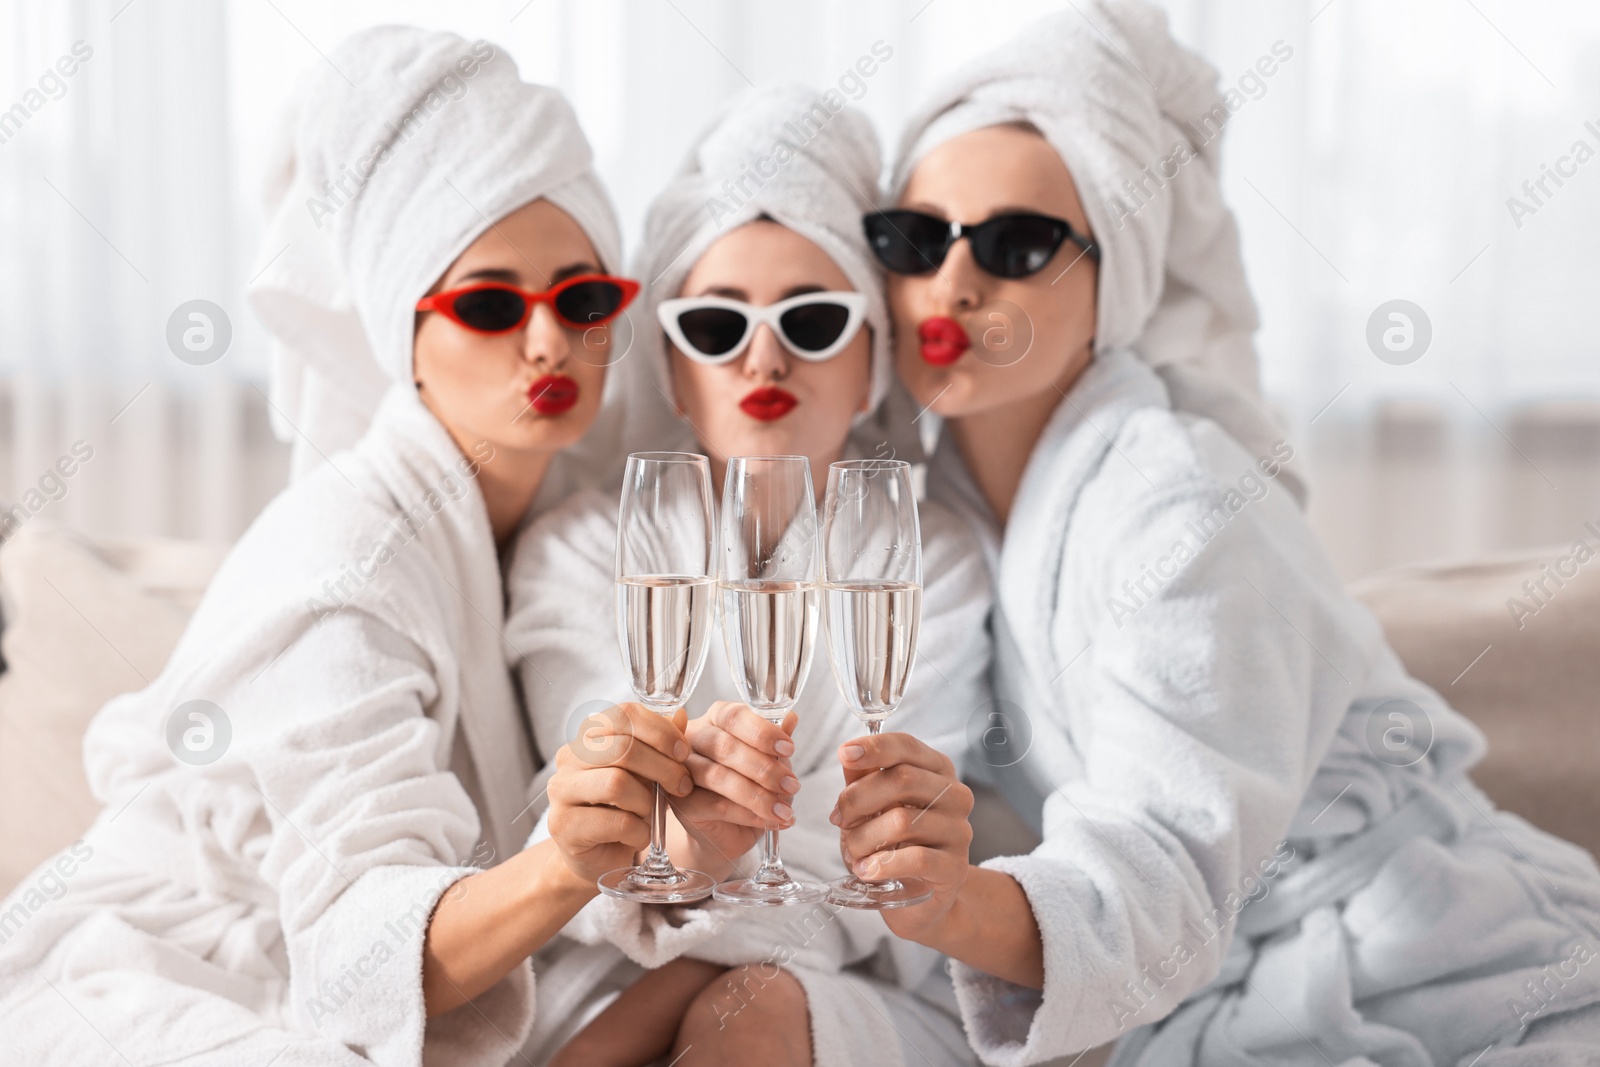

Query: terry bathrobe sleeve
left=949, top=414, right=1373, bottom=1065
left=81, top=529, right=533, bottom=1066
left=505, top=490, right=993, bottom=987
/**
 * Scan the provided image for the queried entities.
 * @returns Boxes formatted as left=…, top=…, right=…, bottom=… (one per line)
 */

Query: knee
left=676, top=965, right=810, bottom=1061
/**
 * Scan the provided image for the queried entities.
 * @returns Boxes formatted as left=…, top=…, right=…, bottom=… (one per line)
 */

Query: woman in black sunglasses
left=0, top=29, right=724, bottom=1065
left=843, top=5, right=1600, bottom=1066
left=503, top=85, right=993, bottom=1067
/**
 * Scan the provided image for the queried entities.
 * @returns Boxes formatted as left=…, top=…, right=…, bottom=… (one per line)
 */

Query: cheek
left=669, top=353, right=719, bottom=421
left=413, top=321, right=485, bottom=394
left=573, top=321, right=622, bottom=368
left=798, top=350, right=870, bottom=422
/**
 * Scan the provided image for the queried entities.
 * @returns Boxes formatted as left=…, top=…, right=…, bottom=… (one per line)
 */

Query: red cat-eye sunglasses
left=416, top=273, right=640, bottom=334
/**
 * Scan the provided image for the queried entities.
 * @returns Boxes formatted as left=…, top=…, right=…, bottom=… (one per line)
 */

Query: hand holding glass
left=713, top=456, right=829, bottom=906
left=821, top=459, right=931, bottom=909
left=601, top=452, right=718, bottom=903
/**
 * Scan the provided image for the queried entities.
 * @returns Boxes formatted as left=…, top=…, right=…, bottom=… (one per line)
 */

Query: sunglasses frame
left=863, top=210, right=1100, bottom=278
left=657, top=291, right=869, bottom=366
left=415, top=273, right=641, bottom=334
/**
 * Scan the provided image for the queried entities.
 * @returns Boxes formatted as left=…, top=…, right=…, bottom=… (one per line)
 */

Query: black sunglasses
left=863, top=209, right=1099, bottom=279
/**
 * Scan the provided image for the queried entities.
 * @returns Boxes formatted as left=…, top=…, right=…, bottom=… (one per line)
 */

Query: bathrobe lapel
left=360, top=388, right=535, bottom=865
left=997, top=349, right=1168, bottom=698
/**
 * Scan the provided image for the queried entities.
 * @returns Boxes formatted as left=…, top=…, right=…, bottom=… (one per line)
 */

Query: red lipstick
left=528, top=374, right=579, bottom=416
left=739, top=386, right=798, bottom=422
left=918, top=317, right=970, bottom=366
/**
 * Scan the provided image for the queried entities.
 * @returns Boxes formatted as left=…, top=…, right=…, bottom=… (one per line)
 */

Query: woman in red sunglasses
left=503, top=85, right=993, bottom=1067
left=850, top=6, right=1600, bottom=1067
left=0, top=28, right=722, bottom=1066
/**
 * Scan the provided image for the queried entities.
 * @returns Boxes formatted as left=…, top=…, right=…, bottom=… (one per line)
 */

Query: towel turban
left=249, top=26, right=625, bottom=483
left=632, top=83, right=893, bottom=418
left=892, top=0, right=1304, bottom=502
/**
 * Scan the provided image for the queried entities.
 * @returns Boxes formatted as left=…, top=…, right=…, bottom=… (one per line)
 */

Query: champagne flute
left=713, top=456, right=829, bottom=906
left=821, top=459, right=931, bottom=909
left=600, top=452, right=718, bottom=903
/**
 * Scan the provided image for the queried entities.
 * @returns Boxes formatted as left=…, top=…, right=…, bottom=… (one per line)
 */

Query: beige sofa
left=2, top=523, right=1597, bottom=898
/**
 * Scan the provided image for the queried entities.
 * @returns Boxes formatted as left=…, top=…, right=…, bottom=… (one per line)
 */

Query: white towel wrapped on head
left=248, top=25, right=631, bottom=493
left=892, top=0, right=1303, bottom=502
left=633, top=83, right=895, bottom=416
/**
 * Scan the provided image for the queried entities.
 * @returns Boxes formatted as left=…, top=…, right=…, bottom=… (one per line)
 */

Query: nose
left=741, top=321, right=789, bottom=382
left=522, top=301, right=572, bottom=370
left=931, top=237, right=985, bottom=313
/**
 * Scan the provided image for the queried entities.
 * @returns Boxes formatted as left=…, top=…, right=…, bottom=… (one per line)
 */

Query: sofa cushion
left=1352, top=546, right=1600, bottom=861
left=0, top=524, right=225, bottom=894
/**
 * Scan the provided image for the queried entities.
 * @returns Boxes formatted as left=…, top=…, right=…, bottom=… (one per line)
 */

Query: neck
left=434, top=423, right=553, bottom=551
left=478, top=446, right=554, bottom=550
left=947, top=351, right=1092, bottom=528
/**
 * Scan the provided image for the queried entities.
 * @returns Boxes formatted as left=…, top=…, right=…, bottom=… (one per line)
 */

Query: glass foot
left=598, top=864, right=716, bottom=904
left=827, top=875, right=932, bottom=910
left=714, top=875, right=831, bottom=907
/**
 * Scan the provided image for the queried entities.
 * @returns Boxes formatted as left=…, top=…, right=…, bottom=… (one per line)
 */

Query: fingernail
left=853, top=857, right=874, bottom=877
left=775, top=738, right=796, bottom=757
left=842, top=744, right=865, bottom=762
left=828, top=807, right=841, bottom=826
left=780, top=775, right=801, bottom=795
left=773, top=801, right=793, bottom=821
left=677, top=776, right=693, bottom=796
left=674, top=741, right=689, bottom=761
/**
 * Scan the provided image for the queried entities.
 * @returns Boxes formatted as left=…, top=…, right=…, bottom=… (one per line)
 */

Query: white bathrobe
left=502, top=441, right=994, bottom=1067
left=0, top=387, right=539, bottom=1066
left=928, top=349, right=1600, bottom=1066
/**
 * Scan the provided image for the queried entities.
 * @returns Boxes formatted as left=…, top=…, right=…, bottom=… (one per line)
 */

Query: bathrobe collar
left=354, top=384, right=535, bottom=863
left=997, top=347, right=1169, bottom=692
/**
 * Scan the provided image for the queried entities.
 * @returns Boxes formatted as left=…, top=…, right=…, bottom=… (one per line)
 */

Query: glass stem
left=754, top=711, right=790, bottom=886
left=756, top=828, right=786, bottom=885
left=856, top=717, right=894, bottom=890
left=639, top=782, right=677, bottom=879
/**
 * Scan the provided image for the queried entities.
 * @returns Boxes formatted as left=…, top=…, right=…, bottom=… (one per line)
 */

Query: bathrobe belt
left=1234, top=785, right=1458, bottom=942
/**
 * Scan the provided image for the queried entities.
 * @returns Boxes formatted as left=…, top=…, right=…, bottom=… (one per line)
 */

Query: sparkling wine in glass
left=821, top=459, right=931, bottom=909
left=599, top=452, right=718, bottom=903
left=713, top=456, right=829, bottom=907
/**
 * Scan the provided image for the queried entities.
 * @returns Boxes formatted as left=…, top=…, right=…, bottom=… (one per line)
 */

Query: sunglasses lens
left=676, top=307, right=749, bottom=358
left=972, top=215, right=1069, bottom=278
left=779, top=301, right=851, bottom=353
left=451, top=288, right=528, bottom=332
left=553, top=279, right=626, bottom=326
left=865, top=211, right=949, bottom=274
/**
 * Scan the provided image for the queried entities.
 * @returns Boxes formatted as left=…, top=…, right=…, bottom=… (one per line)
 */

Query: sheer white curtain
left=1166, top=0, right=1600, bottom=575
left=4, top=0, right=1597, bottom=572
left=1, top=0, right=257, bottom=542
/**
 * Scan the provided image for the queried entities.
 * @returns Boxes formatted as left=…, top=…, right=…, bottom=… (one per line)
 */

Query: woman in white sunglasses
left=502, top=85, right=993, bottom=1067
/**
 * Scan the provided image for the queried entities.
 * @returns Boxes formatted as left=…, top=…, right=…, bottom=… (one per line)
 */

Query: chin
left=510, top=412, right=590, bottom=454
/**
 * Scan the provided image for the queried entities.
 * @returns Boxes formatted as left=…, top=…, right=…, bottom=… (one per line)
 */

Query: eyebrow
left=695, top=283, right=831, bottom=301
left=550, top=261, right=600, bottom=283
left=453, top=261, right=600, bottom=288
left=456, top=267, right=521, bottom=285
left=898, top=203, right=1047, bottom=223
